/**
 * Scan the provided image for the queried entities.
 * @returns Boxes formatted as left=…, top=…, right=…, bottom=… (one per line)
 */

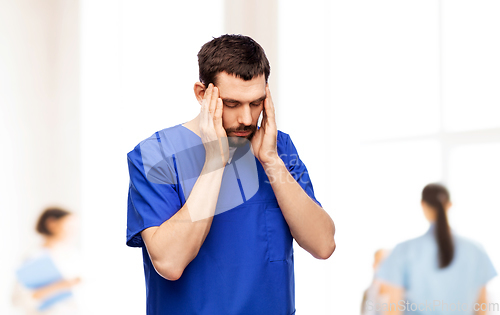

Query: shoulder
left=277, top=130, right=290, bottom=141
left=452, top=233, right=497, bottom=282
left=392, top=239, right=414, bottom=254
left=453, top=233, right=489, bottom=256
left=18, top=246, right=48, bottom=262
left=128, top=125, right=182, bottom=158
left=391, top=233, right=430, bottom=257
left=276, top=130, right=300, bottom=165
left=276, top=130, right=294, bottom=152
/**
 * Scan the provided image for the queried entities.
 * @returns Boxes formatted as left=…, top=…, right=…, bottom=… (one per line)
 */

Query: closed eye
left=223, top=101, right=239, bottom=108
left=222, top=95, right=266, bottom=108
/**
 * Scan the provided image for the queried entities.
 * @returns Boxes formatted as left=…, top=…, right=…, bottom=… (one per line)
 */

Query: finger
left=265, top=85, right=277, bottom=130
left=205, top=83, right=213, bottom=100
left=201, top=84, right=212, bottom=114
left=209, top=86, right=219, bottom=118
left=203, top=84, right=213, bottom=107
left=261, top=105, right=268, bottom=133
left=250, top=128, right=262, bottom=155
left=265, top=85, right=276, bottom=118
left=263, top=99, right=273, bottom=130
left=214, top=98, right=223, bottom=128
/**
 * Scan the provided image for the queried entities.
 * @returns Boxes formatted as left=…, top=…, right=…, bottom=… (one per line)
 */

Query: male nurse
left=126, top=34, right=336, bottom=315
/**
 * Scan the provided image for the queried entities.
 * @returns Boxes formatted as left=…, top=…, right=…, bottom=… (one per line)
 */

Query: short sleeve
left=376, top=244, right=408, bottom=289
left=126, top=142, right=182, bottom=247
left=475, top=245, right=497, bottom=288
left=279, top=132, right=322, bottom=207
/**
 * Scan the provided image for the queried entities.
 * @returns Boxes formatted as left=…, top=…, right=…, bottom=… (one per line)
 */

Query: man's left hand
left=251, top=85, right=279, bottom=165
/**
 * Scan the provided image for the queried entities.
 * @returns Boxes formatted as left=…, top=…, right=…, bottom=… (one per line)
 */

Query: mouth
left=233, top=131, right=251, bottom=137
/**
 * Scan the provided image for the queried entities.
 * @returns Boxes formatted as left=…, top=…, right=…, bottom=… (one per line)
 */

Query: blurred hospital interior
left=1, top=0, right=499, bottom=314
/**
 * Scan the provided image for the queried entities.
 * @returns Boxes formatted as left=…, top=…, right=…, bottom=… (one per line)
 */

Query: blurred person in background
left=361, top=249, right=389, bottom=315
left=12, top=207, right=81, bottom=315
left=376, top=183, right=497, bottom=314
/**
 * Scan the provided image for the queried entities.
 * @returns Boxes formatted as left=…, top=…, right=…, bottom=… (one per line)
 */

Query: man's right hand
left=140, top=84, right=229, bottom=281
left=199, top=83, right=229, bottom=169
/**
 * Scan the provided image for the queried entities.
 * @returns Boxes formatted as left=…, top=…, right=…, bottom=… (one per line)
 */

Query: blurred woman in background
left=12, top=207, right=81, bottom=315
left=376, top=183, right=497, bottom=315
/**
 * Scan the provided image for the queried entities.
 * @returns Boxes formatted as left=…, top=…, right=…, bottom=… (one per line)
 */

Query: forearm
left=143, top=164, right=225, bottom=280
left=383, top=284, right=404, bottom=315
left=476, top=286, right=487, bottom=315
left=32, top=279, right=73, bottom=300
left=263, top=158, right=335, bottom=259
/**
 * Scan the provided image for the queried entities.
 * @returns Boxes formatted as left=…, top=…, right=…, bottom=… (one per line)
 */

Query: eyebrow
left=222, top=95, right=266, bottom=104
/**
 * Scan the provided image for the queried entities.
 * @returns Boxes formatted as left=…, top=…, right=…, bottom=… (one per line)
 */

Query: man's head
left=197, top=34, right=270, bottom=87
left=195, top=35, right=271, bottom=147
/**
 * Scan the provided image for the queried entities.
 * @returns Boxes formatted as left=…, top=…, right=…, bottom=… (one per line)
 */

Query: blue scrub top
left=376, top=225, right=497, bottom=315
left=126, top=124, right=321, bottom=315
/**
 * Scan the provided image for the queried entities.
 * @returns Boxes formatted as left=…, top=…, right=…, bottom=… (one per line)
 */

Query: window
left=279, top=0, right=500, bottom=313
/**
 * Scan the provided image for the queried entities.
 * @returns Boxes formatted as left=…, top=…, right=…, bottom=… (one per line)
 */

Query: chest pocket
left=265, top=206, right=293, bottom=262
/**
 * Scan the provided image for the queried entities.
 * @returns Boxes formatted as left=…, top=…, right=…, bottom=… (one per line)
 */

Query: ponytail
left=422, top=184, right=454, bottom=268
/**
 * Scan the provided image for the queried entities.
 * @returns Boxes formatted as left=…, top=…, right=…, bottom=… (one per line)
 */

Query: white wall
left=224, top=0, right=280, bottom=103
left=0, top=0, right=80, bottom=313
left=80, top=1, right=223, bottom=313
left=3, top=1, right=499, bottom=314
left=278, top=0, right=500, bottom=313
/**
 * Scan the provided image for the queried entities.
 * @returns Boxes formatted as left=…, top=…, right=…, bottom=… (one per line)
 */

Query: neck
left=182, top=115, right=201, bottom=137
left=43, top=236, right=61, bottom=249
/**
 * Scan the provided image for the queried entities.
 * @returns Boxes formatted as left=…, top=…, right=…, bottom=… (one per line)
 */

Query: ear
left=194, top=82, right=206, bottom=106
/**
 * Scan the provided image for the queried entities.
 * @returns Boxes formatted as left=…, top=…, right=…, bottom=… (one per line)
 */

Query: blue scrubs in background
left=376, top=225, right=497, bottom=314
left=126, top=124, right=321, bottom=315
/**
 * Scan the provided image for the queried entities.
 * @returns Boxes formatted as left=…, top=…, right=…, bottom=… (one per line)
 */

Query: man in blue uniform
left=126, top=34, right=336, bottom=315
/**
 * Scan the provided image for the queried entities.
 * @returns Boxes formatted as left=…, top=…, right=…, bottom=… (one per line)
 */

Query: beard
left=225, top=124, right=257, bottom=147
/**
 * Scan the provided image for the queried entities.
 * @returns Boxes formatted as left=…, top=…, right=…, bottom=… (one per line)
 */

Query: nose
left=237, top=104, right=253, bottom=126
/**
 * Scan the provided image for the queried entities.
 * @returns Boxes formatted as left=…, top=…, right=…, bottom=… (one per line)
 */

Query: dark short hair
left=36, top=207, right=71, bottom=236
left=197, top=34, right=270, bottom=87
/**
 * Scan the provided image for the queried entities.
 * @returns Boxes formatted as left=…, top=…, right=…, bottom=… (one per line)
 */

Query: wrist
left=203, top=156, right=226, bottom=174
left=261, top=154, right=284, bottom=171
left=203, top=138, right=229, bottom=167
